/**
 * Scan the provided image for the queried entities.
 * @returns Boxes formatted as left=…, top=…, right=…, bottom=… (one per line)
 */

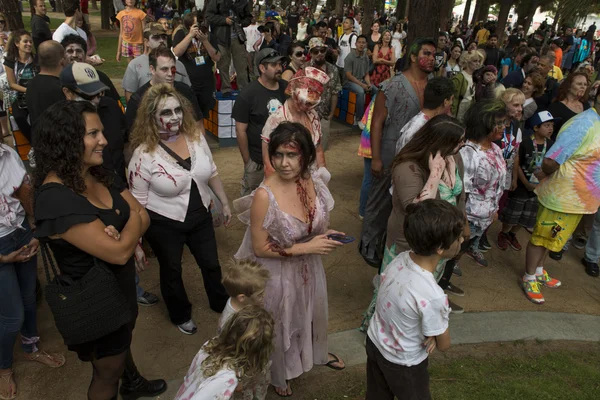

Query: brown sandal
left=0, top=371, right=17, bottom=400
left=25, top=350, right=65, bottom=368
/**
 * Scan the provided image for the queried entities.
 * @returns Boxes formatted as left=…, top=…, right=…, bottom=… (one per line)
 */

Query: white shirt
left=0, top=144, right=27, bottom=238
left=52, top=22, right=87, bottom=43
left=354, top=19, right=362, bottom=35
left=128, top=136, right=218, bottom=222
left=217, top=298, right=237, bottom=333
left=243, top=23, right=261, bottom=53
left=122, top=54, right=190, bottom=93
left=395, top=112, right=430, bottom=155
left=367, top=251, right=450, bottom=366
left=336, top=33, right=357, bottom=68
left=174, top=343, right=238, bottom=400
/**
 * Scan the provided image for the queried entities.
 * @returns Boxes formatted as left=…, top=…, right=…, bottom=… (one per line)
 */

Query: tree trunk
left=335, top=0, right=344, bottom=17
left=91, top=0, right=98, bottom=10
left=495, top=0, right=513, bottom=42
left=101, top=0, right=111, bottom=30
left=516, top=0, right=538, bottom=34
left=471, top=0, right=480, bottom=25
left=362, top=0, right=375, bottom=35
left=0, top=0, right=24, bottom=30
left=463, top=0, right=472, bottom=24
left=56, top=0, right=64, bottom=13
left=407, top=0, right=442, bottom=46
left=476, top=0, right=490, bottom=23
left=396, top=0, right=407, bottom=21
left=439, top=0, right=453, bottom=32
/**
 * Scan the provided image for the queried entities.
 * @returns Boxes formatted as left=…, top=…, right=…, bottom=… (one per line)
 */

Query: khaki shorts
left=530, top=204, right=582, bottom=252
left=240, top=159, right=264, bottom=196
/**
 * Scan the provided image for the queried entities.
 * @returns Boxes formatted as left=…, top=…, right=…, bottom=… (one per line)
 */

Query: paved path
left=149, top=310, right=600, bottom=399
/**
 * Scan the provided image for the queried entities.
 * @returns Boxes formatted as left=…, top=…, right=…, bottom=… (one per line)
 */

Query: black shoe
left=120, top=378, right=167, bottom=399
left=137, top=291, right=159, bottom=306
left=549, top=249, right=565, bottom=261
left=479, top=233, right=492, bottom=252
left=582, top=258, right=600, bottom=277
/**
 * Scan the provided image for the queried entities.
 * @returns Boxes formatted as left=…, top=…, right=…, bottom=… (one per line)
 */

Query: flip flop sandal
left=274, top=382, right=292, bottom=398
left=0, top=371, right=17, bottom=400
left=25, top=350, right=66, bottom=368
left=325, top=352, right=345, bottom=371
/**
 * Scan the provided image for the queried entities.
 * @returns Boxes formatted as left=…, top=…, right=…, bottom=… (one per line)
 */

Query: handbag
left=158, top=141, right=226, bottom=227
left=40, top=242, right=132, bottom=346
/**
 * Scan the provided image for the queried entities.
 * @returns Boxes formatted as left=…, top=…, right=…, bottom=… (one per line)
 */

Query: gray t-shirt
left=344, top=50, right=370, bottom=83
left=121, top=54, right=191, bottom=93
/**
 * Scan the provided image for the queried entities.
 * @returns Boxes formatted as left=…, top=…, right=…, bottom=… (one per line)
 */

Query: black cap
left=255, top=48, right=284, bottom=68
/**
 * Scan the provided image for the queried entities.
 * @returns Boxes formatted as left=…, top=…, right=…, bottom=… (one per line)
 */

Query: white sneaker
left=358, top=121, right=366, bottom=130
left=177, top=319, right=197, bottom=335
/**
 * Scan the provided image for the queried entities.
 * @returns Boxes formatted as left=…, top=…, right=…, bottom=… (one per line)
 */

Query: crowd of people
left=1, top=1, right=600, bottom=399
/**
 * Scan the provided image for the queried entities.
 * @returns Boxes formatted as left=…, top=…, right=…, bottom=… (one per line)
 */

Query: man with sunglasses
left=309, top=37, right=341, bottom=150
left=123, top=23, right=191, bottom=103
left=231, top=48, right=287, bottom=196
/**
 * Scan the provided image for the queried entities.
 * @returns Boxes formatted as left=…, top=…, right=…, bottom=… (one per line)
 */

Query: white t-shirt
left=217, top=298, right=237, bottom=333
left=52, top=22, right=87, bottom=44
left=122, top=54, right=191, bottom=93
left=367, top=251, right=450, bottom=366
left=395, top=112, right=430, bottom=155
left=0, top=144, right=27, bottom=238
left=244, top=24, right=261, bottom=53
left=336, top=33, right=357, bottom=68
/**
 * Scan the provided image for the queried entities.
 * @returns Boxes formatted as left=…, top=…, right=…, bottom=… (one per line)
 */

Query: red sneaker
left=536, top=269, right=561, bottom=288
left=507, top=232, right=522, bottom=251
left=497, top=232, right=509, bottom=251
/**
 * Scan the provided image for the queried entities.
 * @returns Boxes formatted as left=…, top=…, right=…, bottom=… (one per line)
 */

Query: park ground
left=9, top=5, right=600, bottom=399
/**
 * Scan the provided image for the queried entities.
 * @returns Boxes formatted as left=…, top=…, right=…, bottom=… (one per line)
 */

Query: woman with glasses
left=460, top=100, right=508, bottom=268
left=282, top=42, right=305, bottom=81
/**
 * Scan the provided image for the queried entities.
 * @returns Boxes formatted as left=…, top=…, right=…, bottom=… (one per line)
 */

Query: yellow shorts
left=530, top=204, right=582, bottom=253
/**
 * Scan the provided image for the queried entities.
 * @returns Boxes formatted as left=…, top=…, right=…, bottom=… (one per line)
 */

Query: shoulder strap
left=158, top=141, right=191, bottom=170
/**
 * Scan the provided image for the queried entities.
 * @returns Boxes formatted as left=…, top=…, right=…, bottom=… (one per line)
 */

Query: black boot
left=120, top=351, right=167, bottom=399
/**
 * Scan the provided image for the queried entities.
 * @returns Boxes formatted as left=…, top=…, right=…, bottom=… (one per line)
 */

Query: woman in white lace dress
left=391, top=22, right=406, bottom=60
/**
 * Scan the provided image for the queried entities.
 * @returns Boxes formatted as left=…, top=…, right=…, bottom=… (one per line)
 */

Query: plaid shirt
left=311, top=61, right=342, bottom=119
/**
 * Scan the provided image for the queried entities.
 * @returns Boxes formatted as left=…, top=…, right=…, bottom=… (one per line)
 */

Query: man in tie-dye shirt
left=522, top=90, right=600, bottom=304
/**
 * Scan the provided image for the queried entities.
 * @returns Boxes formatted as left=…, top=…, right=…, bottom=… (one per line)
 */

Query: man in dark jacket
left=206, top=0, right=253, bottom=96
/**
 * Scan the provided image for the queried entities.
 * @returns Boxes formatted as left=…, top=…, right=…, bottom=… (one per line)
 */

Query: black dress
left=34, top=179, right=138, bottom=362
left=546, top=101, right=590, bottom=141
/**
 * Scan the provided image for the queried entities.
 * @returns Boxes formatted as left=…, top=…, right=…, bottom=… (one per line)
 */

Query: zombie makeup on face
left=271, top=142, right=303, bottom=177
left=155, top=96, right=183, bottom=140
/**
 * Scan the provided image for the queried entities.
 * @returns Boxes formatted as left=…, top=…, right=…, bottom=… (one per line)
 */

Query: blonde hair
left=129, top=83, right=199, bottom=153
left=222, top=259, right=270, bottom=298
left=500, top=88, right=525, bottom=105
left=458, top=49, right=485, bottom=69
left=201, top=305, right=274, bottom=380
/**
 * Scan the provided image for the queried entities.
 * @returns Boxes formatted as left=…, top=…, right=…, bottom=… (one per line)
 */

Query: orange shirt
left=554, top=47, right=563, bottom=67
left=116, top=8, right=146, bottom=44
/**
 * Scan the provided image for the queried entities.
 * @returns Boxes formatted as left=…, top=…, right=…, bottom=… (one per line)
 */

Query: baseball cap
left=308, top=37, right=326, bottom=51
left=529, top=110, right=560, bottom=127
left=255, top=48, right=284, bottom=68
left=60, top=62, right=109, bottom=96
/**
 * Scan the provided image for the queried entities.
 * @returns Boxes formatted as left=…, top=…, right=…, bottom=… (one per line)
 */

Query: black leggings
left=438, top=236, right=477, bottom=290
left=144, top=206, right=228, bottom=325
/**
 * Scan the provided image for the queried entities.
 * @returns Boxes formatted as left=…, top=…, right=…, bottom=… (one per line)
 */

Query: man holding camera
left=206, top=0, right=253, bottom=97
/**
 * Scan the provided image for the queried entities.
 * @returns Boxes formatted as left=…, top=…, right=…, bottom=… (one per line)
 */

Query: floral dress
left=370, top=47, right=392, bottom=87
left=233, top=173, right=334, bottom=389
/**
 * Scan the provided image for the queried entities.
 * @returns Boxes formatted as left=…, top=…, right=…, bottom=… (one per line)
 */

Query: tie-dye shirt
left=535, top=108, right=600, bottom=214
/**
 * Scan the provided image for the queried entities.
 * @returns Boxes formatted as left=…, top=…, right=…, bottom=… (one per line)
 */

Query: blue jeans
left=135, top=272, right=144, bottom=298
left=0, top=220, right=38, bottom=368
left=343, top=81, right=378, bottom=122
left=584, top=209, right=600, bottom=263
left=359, top=158, right=373, bottom=217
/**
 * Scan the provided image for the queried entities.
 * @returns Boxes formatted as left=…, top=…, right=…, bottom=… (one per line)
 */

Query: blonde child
left=116, top=0, right=147, bottom=63
left=175, top=305, right=274, bottom=400
left=219, top=259, right=270, bottom=332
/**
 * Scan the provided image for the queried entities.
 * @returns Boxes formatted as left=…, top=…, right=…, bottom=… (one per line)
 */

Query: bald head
left=38, top=41, right=65, bottom=71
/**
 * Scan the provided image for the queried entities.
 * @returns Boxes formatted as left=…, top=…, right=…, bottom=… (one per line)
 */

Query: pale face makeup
left=148, top=34, right=167, bottom=49
left=155, top=96, right=183, bottom=139
left=272, top=143, right=302, bottom=180
left=65, top=43, right=85, bottom=63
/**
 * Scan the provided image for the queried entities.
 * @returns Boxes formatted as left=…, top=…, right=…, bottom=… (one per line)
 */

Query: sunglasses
left=310, top=48, right=327, bottom=54
left=294, top=51, right=306, bottom=57
left=77, top=90, right=105, bottom=101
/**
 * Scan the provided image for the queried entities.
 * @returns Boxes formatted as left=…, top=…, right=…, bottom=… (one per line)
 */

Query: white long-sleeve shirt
left=128, top=136, right=218, bottom=222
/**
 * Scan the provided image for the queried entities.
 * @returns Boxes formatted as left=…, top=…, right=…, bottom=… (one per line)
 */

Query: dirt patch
left=17, top=129, right=600, bottom=399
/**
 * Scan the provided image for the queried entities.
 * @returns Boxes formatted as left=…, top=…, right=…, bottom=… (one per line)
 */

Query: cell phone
left=327, top=234, right=355, bottom=244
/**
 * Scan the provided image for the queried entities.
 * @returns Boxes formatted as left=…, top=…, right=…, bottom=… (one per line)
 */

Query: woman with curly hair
left=128, top=83, right=231, bottom=335
left=521, top=72, right=545, bottom=121
left=175, top=305, right=274, bottom=400
left=33, top=100, right=166, bottom=399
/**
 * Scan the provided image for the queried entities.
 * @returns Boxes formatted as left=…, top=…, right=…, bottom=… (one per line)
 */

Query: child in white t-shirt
left=366, top=199, right=464, bottom=400
left=175, top=305, right=274, bottom=400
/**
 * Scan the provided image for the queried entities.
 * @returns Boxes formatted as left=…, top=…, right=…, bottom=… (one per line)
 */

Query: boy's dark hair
left=356, top=34, right=368, bottom=42
left=520, top=52, right=537, bottom=67
left=404, top=199, right=465, bottom=256
left=489, top=33, right=498, bottom=40
left=316, top=21, right=328, bottom=29
left=405, top=37, right=436, bottom=70
left=423, top=77, right=454, bottom=110
left=61, top=34, right=87, bottom=55
left=63, top=0, right=80, bottom=17
left=149, top=45, right=176, bottom=69
left=344, top=16, right=353, bottom=24
left=268, top=122, right=316, bottom=178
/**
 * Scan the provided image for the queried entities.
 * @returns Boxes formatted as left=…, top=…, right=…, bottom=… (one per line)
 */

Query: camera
left=232, top=15, right=246, bottom=43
